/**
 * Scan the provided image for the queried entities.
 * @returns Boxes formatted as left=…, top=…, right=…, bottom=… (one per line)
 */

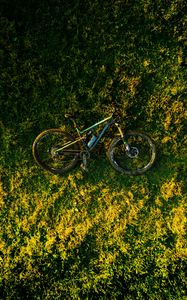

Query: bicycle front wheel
left=32, top=129, right=80, bottom=174
left=108, top=131, right=156, bottom=175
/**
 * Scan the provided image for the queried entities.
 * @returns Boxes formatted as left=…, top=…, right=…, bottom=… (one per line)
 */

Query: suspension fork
left=115, top=122, right=130, bottom=151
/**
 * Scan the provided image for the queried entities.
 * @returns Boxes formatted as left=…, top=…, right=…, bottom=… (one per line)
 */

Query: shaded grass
left=0, top=0, right=187, bottom=298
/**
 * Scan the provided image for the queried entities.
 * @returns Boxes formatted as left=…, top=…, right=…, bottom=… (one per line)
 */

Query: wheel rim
left=112, top=134, right=155, bottom=173
left=35, top=131, right=79, bottom=171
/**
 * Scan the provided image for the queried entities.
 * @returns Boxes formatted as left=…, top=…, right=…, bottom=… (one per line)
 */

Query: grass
left=0, top=0, right=186, bottom=299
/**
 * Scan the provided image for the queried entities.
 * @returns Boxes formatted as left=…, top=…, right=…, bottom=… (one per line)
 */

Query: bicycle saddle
left=64, top=113, right=75, bottom=119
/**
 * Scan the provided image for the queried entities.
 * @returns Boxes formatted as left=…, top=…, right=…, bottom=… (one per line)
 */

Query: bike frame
left=56, top=115, right=125, bottom=153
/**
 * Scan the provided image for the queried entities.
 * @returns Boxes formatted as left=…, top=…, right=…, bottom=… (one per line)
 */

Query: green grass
left=0, top=0, right=186, bottom=299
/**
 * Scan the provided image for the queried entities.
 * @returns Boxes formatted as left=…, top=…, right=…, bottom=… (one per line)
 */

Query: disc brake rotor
left=126, top=147, right=139, bottom=158
left=51, top=147, right=63, bottom=161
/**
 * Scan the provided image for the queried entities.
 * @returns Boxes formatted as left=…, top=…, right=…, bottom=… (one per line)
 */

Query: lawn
left=0, top=0, right=186, bottom=299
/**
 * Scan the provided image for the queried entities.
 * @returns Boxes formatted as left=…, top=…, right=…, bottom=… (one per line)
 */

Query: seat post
left=69, top=116, right=81, bottom=137
left=65, top=113, right=77, bottom=128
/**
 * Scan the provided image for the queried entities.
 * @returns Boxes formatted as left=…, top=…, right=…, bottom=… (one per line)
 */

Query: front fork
left=115, top=122, right=130, bottom=151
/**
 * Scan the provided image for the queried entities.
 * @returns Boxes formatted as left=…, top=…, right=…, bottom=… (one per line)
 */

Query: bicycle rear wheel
left=32, top=129, right=80, bottom=174
left=108, top=131, right=156, bottom=175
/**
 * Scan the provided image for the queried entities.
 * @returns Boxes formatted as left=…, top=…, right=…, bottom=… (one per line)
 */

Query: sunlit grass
left=0, top=0, right=186, bottom=298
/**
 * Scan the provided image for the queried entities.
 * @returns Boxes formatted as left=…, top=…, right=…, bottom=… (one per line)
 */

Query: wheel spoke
left=33, top=129, right=80, bottom=174
left=109, top=132, right=156, bottom=175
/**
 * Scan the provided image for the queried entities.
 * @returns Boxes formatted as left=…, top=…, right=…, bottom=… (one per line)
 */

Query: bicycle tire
left=32, top=129, right=80, bottom=174
left=108, top=131, right=156, bottom=175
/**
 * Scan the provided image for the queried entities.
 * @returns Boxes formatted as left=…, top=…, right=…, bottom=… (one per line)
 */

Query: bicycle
left=32, top=113, right=156, bottom=175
